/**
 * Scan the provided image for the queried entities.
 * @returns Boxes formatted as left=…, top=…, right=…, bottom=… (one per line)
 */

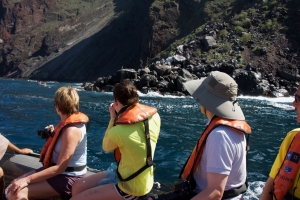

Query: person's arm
left=102, top=119, right=118, bottom=152
left=259, top=177, right=274, bottom=200
left=191, top=172, right=228, bottom=200
left=7, top=142, right=33, bottom=154
left=8, top=126, right=82, bottom=195
left=102, top=103, right=118, bottom=152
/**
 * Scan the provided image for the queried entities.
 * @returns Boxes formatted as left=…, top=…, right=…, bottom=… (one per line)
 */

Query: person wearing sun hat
left=181, top=71, right=251, bottom=200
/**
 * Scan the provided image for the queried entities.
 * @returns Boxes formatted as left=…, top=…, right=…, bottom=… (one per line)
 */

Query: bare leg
left=0, top=167, right=4, bottom=199
left=72, top=171, right=106, bottom=196
left=10, top=180, right=60, bottom=200
left=71, top=184, right=123, bottom=200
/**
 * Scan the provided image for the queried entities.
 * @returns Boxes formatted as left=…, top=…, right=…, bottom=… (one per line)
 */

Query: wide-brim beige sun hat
left=184, top=71, right=245, bottom=120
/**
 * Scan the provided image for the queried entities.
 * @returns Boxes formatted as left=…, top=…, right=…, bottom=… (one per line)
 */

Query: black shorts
left=115, top=184, right=147, bottom=200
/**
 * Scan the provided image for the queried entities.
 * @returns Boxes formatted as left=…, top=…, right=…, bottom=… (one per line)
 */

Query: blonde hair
left=54, top=87, right=79, bottom=115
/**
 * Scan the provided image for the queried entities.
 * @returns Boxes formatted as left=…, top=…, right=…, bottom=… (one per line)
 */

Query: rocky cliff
left=1, top=0, right=155, bottom=81
left=0, top=0, right=300, bottom=90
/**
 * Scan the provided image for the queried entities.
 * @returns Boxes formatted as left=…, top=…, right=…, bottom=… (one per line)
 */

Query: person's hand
left=7, top=177, right=29, bottom=196
left=18, top=148, right=33, bottom=154
left=109, top=103, right=117, bottom=119
left=46, top=125, right=54, bottom=132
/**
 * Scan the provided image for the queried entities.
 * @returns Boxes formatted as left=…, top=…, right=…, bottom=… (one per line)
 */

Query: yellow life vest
left=273, top=132, right=300, bottom=200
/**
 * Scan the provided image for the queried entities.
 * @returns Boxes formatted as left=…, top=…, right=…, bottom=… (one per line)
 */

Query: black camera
left=37, top=127, right=52, bottom=139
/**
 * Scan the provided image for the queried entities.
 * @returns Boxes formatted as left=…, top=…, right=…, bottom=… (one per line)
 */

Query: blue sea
left=0, top=79, right=297, bottom=199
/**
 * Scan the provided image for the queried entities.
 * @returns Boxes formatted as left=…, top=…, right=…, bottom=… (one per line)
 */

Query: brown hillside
left=0, top=0, right=299, bottom=83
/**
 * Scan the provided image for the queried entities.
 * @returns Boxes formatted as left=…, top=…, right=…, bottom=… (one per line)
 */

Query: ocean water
left=0, top=79, right=297, bottom=199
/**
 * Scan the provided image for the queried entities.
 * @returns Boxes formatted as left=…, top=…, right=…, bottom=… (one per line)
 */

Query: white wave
left=75, top=88, right=84, bottom=91
left=71, top=83, right=84, bottom=86
left=137, top=92, right=294, bottom=103
left=137, top=91, right=164, bottom=97
left=238, top=95, right=293, bottom=103
left=42, top=82, right=294, bottom=103
left=238, top=95, right=294, bottom=110
left=137, top=91, right=188, bottom=98
left=244, top=181, right=265, bottom=200
left=270, top=102, right=294, bottom=110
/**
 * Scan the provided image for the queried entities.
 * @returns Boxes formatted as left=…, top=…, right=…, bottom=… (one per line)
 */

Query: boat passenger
left=0, top=134, right=33, bottom=197
left=169, top=71, right=251, bottom=200
left=71, top=80, right=161, bottom=200
left=260, top=84, right=300, bottom=200
left=6, top=87, right=89, bottom=200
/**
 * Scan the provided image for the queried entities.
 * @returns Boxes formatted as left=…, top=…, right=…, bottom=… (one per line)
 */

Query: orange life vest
left=113, top=103, right=157, bottom=163
left=273, top=132, right=300, bottom=200
left=39, top=112, right=89, bottom=169
left=182, top=116, right=251, bottom=180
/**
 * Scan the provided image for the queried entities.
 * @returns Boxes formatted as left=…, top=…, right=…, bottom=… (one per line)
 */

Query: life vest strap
left=117, top=119, right=153, bottom=182
left=52, top=163, right=86, bottom=172
left=222, top=182, right=247, bottom=199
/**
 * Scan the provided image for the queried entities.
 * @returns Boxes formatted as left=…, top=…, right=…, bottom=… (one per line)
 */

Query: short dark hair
left=113, top=80, right=139, bottom=106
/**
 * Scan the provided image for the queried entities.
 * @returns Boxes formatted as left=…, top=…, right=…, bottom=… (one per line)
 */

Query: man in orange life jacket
left=260, top=84, right=300, bottom=200
left=182, top=71, right=251, bottom=200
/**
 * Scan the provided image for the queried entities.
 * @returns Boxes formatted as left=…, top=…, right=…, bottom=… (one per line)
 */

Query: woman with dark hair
left=7, top=87, right=89, bottom=200
left=71, top=80, right=161, bottom=200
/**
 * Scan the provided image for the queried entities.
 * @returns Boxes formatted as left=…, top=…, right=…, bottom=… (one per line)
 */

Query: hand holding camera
left=37, top=125, right=54, bottom=139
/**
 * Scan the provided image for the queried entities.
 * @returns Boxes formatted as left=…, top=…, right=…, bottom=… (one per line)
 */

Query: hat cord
left=232, top=100, right=237, bottom=112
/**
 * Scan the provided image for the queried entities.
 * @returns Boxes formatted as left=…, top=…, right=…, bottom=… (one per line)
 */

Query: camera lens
left=37, top=128, right=51, bottom=139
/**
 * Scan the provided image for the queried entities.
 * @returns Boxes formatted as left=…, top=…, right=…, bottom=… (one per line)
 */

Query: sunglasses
left=295, top=94, right=300, bottom=103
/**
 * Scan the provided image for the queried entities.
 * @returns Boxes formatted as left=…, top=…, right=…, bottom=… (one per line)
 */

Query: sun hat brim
left=184, top=79, right=245, bottom=120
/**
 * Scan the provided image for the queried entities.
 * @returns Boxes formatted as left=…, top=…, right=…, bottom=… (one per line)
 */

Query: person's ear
left=114, top=98, right=118, bottom=106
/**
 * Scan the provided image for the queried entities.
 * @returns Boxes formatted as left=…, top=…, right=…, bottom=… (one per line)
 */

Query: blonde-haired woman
left=7, top=87, right=89, bottom=200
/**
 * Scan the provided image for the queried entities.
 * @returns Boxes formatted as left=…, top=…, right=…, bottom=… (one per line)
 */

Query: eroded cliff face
left=0, top=0, right=200, bottom=82
left=1, top=0, right=300, bottom=82
left=0, top=0, right=58, bottom=76
left=0, top=0, right=118, bottom=81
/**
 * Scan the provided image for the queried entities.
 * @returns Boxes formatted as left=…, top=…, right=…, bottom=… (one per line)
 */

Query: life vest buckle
left=147, top=157, right=153, bottom=166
